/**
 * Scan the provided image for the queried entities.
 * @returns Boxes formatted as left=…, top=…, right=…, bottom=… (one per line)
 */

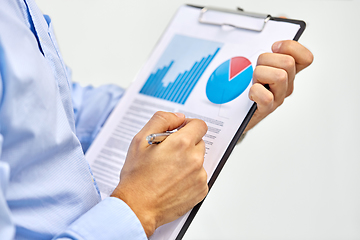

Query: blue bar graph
left=139, top=35, right=223, bottom=104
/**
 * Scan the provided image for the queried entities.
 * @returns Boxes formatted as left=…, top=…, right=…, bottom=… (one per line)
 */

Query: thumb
left=137, top=111, right=185, bottom=145
left=272, top=40, right=283, bottom=53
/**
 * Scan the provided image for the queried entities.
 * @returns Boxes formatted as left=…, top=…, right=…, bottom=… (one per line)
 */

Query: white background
left=36, top=0, right=360, bottom=239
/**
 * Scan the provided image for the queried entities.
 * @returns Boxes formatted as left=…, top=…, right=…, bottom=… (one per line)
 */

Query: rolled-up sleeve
left=71, top=82, right=125, bottom=153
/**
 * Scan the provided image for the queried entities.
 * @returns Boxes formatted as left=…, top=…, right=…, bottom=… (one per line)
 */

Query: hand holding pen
left=146, top=121, right=187, bottom=144
left=112, top=111, right=208, bottom=237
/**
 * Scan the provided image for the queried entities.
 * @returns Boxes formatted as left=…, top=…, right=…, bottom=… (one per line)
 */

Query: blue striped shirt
left=0, top=0, right=147, bottom=239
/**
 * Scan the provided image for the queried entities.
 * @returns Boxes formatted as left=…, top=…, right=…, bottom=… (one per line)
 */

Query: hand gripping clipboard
left=85, top=4, right=306, bottom=240
left=149, top=5, right=306, bottom=240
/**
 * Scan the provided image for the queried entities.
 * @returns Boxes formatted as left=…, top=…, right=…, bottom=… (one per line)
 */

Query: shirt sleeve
left=0, top=58, right=15, bottom=240
left=0, top=75, right=146, bottom=240
left=55, top=197, right=148, bottom=240
left=71, top=80, right=125, bottom=153
left=0, top=123, right=146, bottom=240
left=0, top=139, right=16, bottom=240
left=0, top=158, right=147, bottom=240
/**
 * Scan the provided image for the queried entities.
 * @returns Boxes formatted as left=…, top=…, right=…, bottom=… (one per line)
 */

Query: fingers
left=272, top=40, right=314, bottom=73
left=142, top=111, right=185, bottom=134
left=252, top=65, right=289, bottom=105
left=256, top=52, right=295, bottom=97
left=245, top=41, right=313, bottom=132
left=171, top=118, right=208, bottom=146
left=135, top=111, right=185, bottom=147
left=249, top=83, right=274, bottom=114
left=252, top=41, right=313, bottom=111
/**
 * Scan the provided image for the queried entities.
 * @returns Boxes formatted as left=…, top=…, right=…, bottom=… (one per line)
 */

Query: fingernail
left=272, top=41, right=283, bottom=53
left=174, top=112, right=185, bottom=118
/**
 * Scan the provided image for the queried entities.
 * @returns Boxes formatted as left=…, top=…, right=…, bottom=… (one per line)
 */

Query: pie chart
left=206, top=57, right=253, bottom=104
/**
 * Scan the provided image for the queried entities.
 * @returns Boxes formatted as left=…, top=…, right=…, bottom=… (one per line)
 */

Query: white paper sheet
left=85, top=5, right=301, bottom=239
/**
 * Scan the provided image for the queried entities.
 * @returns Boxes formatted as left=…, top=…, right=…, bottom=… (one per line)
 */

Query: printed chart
left=140, top=35, right=223, bottom=104
left=206, top=57, right=253, bottom=104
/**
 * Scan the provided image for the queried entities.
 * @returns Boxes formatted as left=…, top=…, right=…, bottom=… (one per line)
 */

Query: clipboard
left=175, top=6, right=305, bottom=239
left=85, top=4, right=306, bottom=240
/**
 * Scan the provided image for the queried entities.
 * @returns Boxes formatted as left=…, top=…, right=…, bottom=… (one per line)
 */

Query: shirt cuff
left=57, top=197, right=147, bottom=240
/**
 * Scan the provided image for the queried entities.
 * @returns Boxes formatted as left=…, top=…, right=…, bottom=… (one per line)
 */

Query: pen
left=146, top=121, right=186, bottom=145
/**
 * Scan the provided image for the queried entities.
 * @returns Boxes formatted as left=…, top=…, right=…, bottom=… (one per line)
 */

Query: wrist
left=111, top=187, right=156, bottom=237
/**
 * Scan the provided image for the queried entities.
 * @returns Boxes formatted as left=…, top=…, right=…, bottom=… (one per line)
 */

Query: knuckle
left=178, top=135, right=192, bottom=147
left=193, top=119, right=208, bottom=131
left=193, top=154, right=204, bottom=170
left=283, top=55, right=296, bottom=70
left=256, top=53, right=265, bottom=65
left=198, top=120, right=208, bottom=133
left=263, top=91, right=274, bottom=106
left=131, top=132, right=143, bottom=146
left=275, top=69, right=288, bottom=83
left=200, top=169, right=208, bottom=184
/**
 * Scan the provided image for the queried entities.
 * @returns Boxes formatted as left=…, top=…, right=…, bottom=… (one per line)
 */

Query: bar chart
left=139, top=35, right=223, bottom=104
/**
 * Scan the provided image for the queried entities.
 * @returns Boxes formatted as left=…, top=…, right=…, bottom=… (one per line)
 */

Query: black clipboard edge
left=175, top=5, right=307, bottom=240
left=270, top=17, right=306, bottom=41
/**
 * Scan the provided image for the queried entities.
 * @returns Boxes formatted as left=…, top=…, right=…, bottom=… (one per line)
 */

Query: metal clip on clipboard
left=198, top=6, right=271, bottom=32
